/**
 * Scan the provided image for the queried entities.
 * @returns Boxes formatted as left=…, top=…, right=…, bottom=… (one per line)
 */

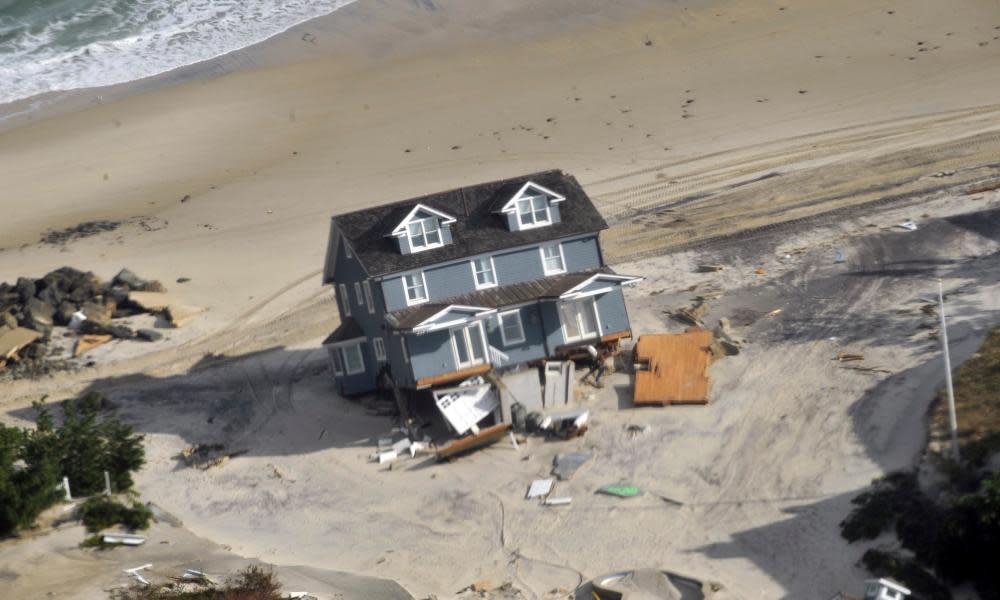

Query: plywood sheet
left=633, top=330, right=713, bottom=406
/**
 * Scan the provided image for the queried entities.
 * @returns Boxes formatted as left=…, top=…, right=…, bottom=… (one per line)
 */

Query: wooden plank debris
left=633, top=330, right=714, bottom=406
left=526, top=479, right=554, bottom=499
left=102, top=533, right=146, bottom=546
left=0, top=327, right=41, bottom=360
left=74, top=334, right=113, bottom=357
left=435, top=423, right=511, bottom=461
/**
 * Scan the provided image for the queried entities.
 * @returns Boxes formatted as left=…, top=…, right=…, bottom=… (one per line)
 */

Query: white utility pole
left=938, top=280, right=959, bottom=461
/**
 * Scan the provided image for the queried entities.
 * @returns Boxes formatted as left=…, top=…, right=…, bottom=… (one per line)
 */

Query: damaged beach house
left=321, top=170, right=641, bottom=457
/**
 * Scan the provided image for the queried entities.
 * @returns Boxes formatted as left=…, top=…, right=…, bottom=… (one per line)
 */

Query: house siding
left=329, top=342, right=378, bottom=396
left=380, top=235, right=602, bottom=313
left=486, top=304, right=548, bottom=366
left=406, top=330, right=457, bottom=383
left=594, top=287, right=631, bottom=336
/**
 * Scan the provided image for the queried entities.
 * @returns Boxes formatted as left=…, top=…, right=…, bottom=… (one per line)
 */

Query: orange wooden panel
left=633, top=330, right=713, bottom=405
left=416, top=363, right=492, bottom=389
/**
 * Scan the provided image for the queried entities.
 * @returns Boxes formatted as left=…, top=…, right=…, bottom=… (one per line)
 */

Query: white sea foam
left=0, top=0, right=358, bottom=106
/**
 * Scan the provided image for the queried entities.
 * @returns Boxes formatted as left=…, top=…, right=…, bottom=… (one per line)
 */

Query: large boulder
left=136, top=328, right=163, bottom=342
left=80, top=300, right=113, bottom=327
left=15, top=277, right=35, bottom=302
left=112, top=269, right=147, bottom=291
left=107, top=324, right=134, bottom=340
left=55, top=301, right=78, bottom=326
left=22, top=297, right=55, bottom=332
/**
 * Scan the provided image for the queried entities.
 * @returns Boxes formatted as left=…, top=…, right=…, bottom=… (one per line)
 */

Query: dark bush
left=77, top=496, right=152, bottom=533
left=55, top=393, right=145, bottom=496
left=840, top=471, right=919, bottom=542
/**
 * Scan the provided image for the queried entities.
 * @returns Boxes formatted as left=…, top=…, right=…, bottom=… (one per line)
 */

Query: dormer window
left=517, top=195, right=551, bottom=228
left=387, top=203, right=456, bottom=255
left=494, top=180, right=565, bottom=232
left=408, top=217, right=442, bottom=250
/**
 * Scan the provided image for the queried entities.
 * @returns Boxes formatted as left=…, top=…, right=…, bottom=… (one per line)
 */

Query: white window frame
left=354, top=282, right=363, bottom=306
left=449, top=321, right=488, bottom=370
left=559, top=297, right=600, bottom=343
left=403, top=271, right=429, bottom=306
left=470, top=256, right=497, bottom=290
left=400, top=337, right=410, bottom=363
left=341, top=342, right=365, bottom=375
left=540, top=243, right=566, bottom=275
left=516, top=195, right=551, bottom=229
left=373, top=337, right=386, bottom=362
left=338, top=283, right=351, bottom=317
left=330, top=347, right=344, bottom=375
left=407, top=217, right=443, bottom=251
left=498, top=310, right=526, bottom=346
left=363, top=281, right=375, bottom=314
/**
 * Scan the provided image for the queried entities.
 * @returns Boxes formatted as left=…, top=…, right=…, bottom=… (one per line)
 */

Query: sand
left=2, top=0, right=1000, bottom=597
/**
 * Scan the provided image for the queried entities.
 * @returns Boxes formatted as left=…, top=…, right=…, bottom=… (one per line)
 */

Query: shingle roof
left=387, top=268, right=614, bottom=330
left=333, top=170, right=607, bottom=278
left=321, top=318, right=364, bottom=345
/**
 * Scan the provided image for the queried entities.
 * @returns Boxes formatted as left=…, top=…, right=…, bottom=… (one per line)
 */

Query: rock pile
left=0, top=267, right=167, bottom=377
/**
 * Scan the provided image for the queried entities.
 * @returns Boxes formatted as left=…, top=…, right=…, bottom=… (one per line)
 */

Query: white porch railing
left=488, top=345, right=509, bottom=366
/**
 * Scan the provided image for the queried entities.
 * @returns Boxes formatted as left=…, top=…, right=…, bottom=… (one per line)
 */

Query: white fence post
left=62, top=476, right=71, bottom=501
left=104, top=470, right=112, bottom=495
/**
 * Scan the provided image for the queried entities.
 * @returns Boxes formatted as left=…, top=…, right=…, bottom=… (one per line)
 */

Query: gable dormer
left=387, top=203, right=457, bottom=255
left=494, top=181, right=565, bottom=232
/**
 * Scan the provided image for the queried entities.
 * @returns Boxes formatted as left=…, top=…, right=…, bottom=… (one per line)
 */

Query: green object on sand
left=598, top=484, right=640, bottom=498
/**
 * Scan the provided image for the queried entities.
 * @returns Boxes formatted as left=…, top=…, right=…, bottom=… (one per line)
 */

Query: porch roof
left=386, top=267, right=638, bottom=331
left=321, top=317, right=364, bottom=345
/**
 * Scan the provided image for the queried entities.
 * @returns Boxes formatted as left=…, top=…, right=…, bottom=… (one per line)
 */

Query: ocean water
left=0, top=0, right=357, bottom=106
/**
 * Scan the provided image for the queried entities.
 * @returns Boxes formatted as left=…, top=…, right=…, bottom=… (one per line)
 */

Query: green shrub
left=55, top=393, right=145, bottom=496
left=0, top=417, right=62, bottom=537
left=77, top=496, right=152, bottom=533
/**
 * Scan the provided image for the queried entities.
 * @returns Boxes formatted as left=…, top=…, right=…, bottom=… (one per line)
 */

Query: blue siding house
left=321, top=170, right=641, bottom=396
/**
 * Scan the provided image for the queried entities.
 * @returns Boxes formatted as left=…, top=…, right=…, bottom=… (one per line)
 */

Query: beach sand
left=2, top=0, right=1000, bottom=597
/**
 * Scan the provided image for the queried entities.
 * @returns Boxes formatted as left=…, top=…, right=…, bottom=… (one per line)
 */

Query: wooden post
left=104, top=470, right=112, bottom=495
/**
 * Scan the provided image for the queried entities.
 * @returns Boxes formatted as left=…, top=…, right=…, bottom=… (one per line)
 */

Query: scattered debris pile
left=0, top=267, right=200, bottom=377
left=179, top=443, right=248, bottom=470
left=589, top=568, right=725, bottom=599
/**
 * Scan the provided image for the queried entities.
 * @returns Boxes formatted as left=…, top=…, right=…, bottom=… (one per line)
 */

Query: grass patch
left=77, top=496, right=152, bottom=533
left=930, top=326, right=1000, bottom=466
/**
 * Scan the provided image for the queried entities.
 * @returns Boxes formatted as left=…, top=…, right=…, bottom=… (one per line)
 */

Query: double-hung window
left=330, top=341, right=365, bottom=376
left=403, top=272, right=428, bottom=305
left=341, top=343, right=365, bottom=375
left=450, top=322, right=487, bottom=369
left=338, top=283, right=351, bottom=317
left=407, top=217, right=442, bottom=250
left=559, top=297, right=599, bottom=342
left=363, top=281, right=375, bottom=314
left=517, top=195, right=550, bottom=228
left=471, top=257, right=496, bottom=289
left=540, top=243, right=566, bottom=275
left=498, top=310, right=525, bottom=346
left=373, top=337, right=386, bottom=362
left=354, top=282, right=363, bottom=306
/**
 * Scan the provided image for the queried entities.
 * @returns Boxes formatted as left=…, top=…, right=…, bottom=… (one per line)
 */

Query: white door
left=450, top=322, right=487, bottom=369
left=559, top=297, right=599, bottom=342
